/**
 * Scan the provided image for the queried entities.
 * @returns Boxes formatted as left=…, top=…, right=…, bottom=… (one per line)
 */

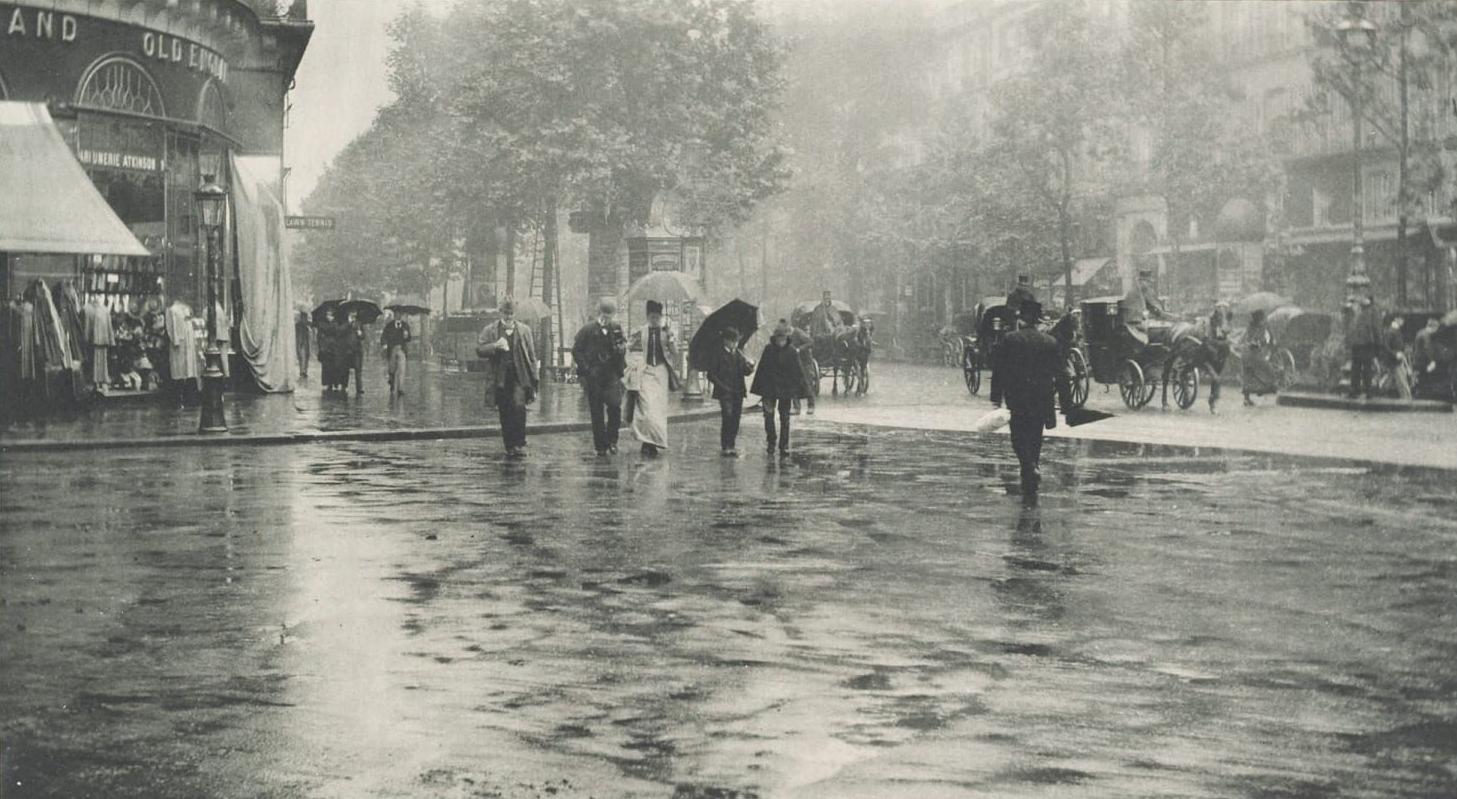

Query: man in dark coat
left=752, top=319, right=811, bottom=455
left=572, top=297, right=628, bottom=456
left=1345, top=295, right=1381, bottom=399
left=478, top=299, right=540, bottom=457
left=704, top=326, right=755, bottom=456
left=1005, top=274, right=1037, bottom=319
left=992, top=301, right=1071, bottom=495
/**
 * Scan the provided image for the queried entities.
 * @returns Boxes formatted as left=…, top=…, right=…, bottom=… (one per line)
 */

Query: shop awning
left=0, top=102, right=150, bottom=257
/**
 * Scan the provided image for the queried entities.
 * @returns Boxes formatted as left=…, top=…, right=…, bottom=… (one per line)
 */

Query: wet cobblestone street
left=3, top=421, right=1457, bottom=798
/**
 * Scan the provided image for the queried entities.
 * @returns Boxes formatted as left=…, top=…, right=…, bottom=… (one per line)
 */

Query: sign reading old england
left=2, top=5, right=229, bottom=84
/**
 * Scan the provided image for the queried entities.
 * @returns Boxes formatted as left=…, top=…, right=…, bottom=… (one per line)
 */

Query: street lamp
left=1336, top=9, right=1378, bottom=298
left=194, top=173, right=228, bottom=433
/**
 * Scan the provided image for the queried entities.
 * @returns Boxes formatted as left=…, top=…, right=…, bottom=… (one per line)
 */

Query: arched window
left=76, top=56, right=166, bottom=117
left=197, top=80, right=227, bottom=131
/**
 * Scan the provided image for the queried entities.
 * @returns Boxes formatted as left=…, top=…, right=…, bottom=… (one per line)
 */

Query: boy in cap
left=704, top=326, right=755, bottom=456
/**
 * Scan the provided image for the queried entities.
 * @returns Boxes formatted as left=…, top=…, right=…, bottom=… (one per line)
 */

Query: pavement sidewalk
left=799, top=362, right=1457, bottom=471
left=0, top=361, right=718, bottom=452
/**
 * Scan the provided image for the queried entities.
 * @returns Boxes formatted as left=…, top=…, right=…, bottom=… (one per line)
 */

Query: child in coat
left=705, top=327, right=755, bottom=456
left=751, top=319, right=812, bottom=455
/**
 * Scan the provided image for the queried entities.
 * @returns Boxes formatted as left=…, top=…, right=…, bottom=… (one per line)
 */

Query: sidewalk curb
left=1276, top=392, right=1453, bottom=413
left=0, top=408, right=722, bottom=453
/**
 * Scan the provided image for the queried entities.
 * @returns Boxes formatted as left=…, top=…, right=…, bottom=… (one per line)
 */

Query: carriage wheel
left=964, top=350, right=981, bottom=395
left=1119, top=360, right=1150, bottom=410
left=1066, top=349, right=1089, bottom=409
left=1274, top=347, right=1297, bottom=390
left=1171, top=360, right=1200, bottom=410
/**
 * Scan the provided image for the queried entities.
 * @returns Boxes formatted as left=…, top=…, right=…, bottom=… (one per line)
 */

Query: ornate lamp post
left=195, top=174, right=229, bottom=433
left=1335, top=9, right=1378, bottom=298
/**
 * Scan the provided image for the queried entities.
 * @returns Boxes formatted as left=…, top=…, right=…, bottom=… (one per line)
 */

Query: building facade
left=0, top=0, right=311, bottom=316
left=910, top=0, right=1456, bottom=325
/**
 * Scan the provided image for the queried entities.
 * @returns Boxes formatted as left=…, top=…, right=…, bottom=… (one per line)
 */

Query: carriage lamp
left=195, top=174, right=229, bottom=433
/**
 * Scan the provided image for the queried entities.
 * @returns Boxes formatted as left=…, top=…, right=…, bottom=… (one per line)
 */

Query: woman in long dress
left=1242, top=309, right=1280, bottom=405
left=627, top=300, right=680, bottom=455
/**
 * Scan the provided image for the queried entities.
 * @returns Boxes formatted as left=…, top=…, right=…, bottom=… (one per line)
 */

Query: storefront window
left=76, top=56, right=166, bottom=118
left=74, top=113, right=166, bottom=311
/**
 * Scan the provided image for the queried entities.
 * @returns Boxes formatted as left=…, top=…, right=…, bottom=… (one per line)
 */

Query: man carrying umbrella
left=572, top=297, right=628, bottom=456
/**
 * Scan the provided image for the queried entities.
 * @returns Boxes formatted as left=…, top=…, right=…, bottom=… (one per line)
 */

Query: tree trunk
left=1396, top=3, right=1411, bottom=308
left=504, top=224, right=516, bottom=299
left=542, top=202, right=559, bottom=367
left=586, top=209, right=625, bottom=307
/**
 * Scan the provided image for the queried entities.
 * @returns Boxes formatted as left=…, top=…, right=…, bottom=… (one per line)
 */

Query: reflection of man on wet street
left=992, top=302, right=1070, bottom=495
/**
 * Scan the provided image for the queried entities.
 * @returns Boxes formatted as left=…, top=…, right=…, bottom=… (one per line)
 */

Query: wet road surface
left=3, top=422, right=1456, bottom=797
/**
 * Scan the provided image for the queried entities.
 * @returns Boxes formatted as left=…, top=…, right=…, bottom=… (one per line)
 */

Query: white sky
left=281, top=0, right=950, bottom=213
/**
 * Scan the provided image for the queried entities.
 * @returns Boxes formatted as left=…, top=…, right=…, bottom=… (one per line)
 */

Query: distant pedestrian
left=343, top=311, right=365, bottom=396
left=572, top=298, right=628, bottom=456
left=381, top=311, right=412, bottom=397
left=1205, top=300, right=1232, bottom=414
left=791, top=325, right=817, bottom=416
left=478, top=299, right=539, bottom=457
left=317, top=308, right=347, bottom=392
left=1241, top=309, right=1279, bottom=405
left=704, top=326, right=754, bottom=457
left=295, top=310, right=311, bottom=380
left=627, top=300, right=680, bottom=456
left=1381, top=315, right=1412, bottom=400
left=992, top=301, right=1069, bottom=496
left=752, top=319, right=812, bottom=455
left=1346, top=296, right=1381, bottom=399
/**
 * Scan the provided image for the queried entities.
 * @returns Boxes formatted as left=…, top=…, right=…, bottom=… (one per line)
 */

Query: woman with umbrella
left=315, top=306, right=346, bottom=392
left=1241, top=309, right=1280, bottom=406
left=627, top=300, right=681, bottom=456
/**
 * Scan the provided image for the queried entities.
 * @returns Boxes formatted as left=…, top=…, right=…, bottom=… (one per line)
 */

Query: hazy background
left=281, top=0, right=951, bottom=212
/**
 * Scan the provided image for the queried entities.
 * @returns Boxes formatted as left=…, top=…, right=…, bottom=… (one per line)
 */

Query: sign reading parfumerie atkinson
left=3, top=5, right=229, bottom=83
left=286, top=216, right=335, bottom=230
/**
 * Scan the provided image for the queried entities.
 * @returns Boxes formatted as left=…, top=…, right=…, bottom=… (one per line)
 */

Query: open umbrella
left=1232, top=292, right=1291, bottom=320
left=311, top=299, right=343, bottom=326
left=689, top=299, right=759, bottom=371
left=791, top=298, right=855, bottom=329
left=339, top=299, right=382, bottom=324
left=386, top=303, right=431, bottom=316
left=626, top=271, right=704, bottom=308
left=1442, top=309, right=1457, bottom=328
left=511, top=297, right=553, bottom=323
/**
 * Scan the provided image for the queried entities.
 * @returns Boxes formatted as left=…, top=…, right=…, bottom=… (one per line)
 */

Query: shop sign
left=142, top=32, right=229, bottom=84
left=285, top=216, right=335, bottom=230
left=76, top=148, right=160, bottom=172
left=4, top=7, right=78, bottom=42
left=3, top=5, right=228, bottom=83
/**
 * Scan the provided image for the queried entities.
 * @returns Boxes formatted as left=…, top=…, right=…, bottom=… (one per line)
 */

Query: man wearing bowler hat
left=572, top=297, right=628, bottom=456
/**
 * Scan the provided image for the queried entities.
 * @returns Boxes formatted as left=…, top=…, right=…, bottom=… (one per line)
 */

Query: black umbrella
left=340, top=299, right=382, bottom=324
left=386, top=304, right=431, bottom=316
left=311, top=299, right=343, bottom=326
left=689, top=299, right=759, bottom=371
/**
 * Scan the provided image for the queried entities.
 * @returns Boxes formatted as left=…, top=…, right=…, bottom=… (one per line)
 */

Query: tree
left=1305, top=0, right=1457, bottom=306
left=988, top=4, right=1123, bottom=301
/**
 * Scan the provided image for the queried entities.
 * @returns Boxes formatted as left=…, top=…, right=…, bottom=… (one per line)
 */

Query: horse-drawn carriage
left=961, top=298, right=1089, bottom=409
left=1080, top=296, right=1202, bottom=410
left=791, top=300, right=873, bottom=397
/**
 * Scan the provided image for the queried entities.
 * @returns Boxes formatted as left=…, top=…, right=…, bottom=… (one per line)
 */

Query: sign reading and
left=285, top=216, right=335, bottom=230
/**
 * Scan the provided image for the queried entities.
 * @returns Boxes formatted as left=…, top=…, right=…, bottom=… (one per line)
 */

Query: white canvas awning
left=0, top=102, right=150, bottom=256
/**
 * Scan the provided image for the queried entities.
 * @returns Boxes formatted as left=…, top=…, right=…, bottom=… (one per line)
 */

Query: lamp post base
left=199, top=349, right=228, bottom=433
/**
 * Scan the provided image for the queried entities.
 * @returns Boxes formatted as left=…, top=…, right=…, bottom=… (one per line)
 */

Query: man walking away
left=381, top=311, right=412, bottom=397
left=1346, top=295, right=1381, bottom=399
left=345, top=311, right=365, bottom=396
left=478, top=299, right=539, bottom=457
left=295, top=310, right=312, bottom=380
left=572, top=298, right=628, bottom=456
left=705, top=327, right=754, bottom=457
left=992, top=301, right=1070, bottom=497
